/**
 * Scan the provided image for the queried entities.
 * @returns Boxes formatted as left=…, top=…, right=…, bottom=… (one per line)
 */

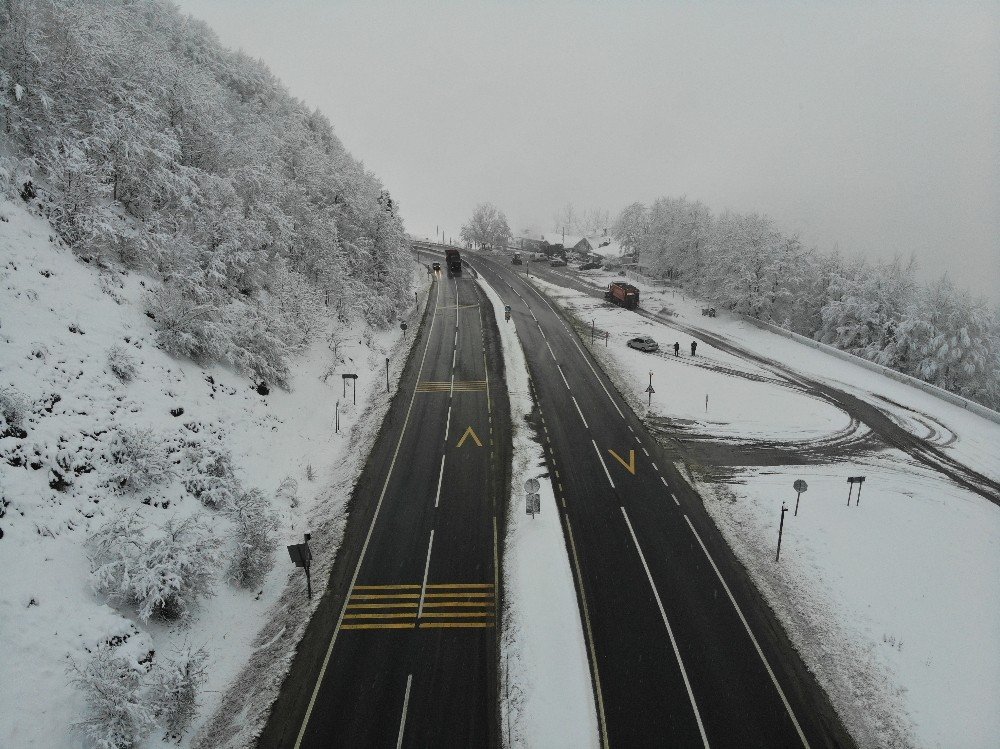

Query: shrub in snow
left=106, top=344, right=138, bottom=382
left=182, top=440, right=240, bottom=510
left=108, top=427, right=171, bottom=493
left=149, top=644, right=208, bottom=740
left=0, top=385, right=30, bottom=427
left=228, top=489, right=277, bottom=588
left=89, top=513, right=219, bottom=621
left=277, top=475, right=299, bottom=507
left=145, top=285, right=221, bottom=362
left=70, top=646, right=155, bottom=749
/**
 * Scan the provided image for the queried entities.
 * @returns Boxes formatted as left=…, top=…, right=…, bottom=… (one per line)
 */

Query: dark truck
left=605, top=281, right=639, bottom=309
left=445, top=248, right=462, bottom=274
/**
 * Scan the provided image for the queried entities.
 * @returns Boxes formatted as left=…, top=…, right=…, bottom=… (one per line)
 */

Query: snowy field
left=532, top=270, right=1000, bottom=748
left=478, top=274, right=599, bottom=749
left=0, top=197, right=428, bottom=748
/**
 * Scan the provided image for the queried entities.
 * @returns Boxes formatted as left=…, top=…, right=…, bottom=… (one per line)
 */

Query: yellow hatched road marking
left=350, top=593, right=420, bottom=600
left=422, top=592, right=493, bottom=598
left=342, top=623, right=415, bottom=630
left=419, top=622, right=494, bottom=629
left=427, top=583, right=493, bottom=588
left=347, top=602, right=418, bottom=609
left=344, top=613, right=416, bottom=619
left=418, top=612, right=495, bottom=618
left=421, top=601, right=494, bottom=608
left=353, top=584, right=421, bottom=590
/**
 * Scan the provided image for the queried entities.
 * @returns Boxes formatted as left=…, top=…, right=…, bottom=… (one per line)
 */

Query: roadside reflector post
left=646, top=371, right=655, bottom=407
left=605, top=330, right=609, bottom=347
left=776, top=503, right=788, bottom=562
left=591, top=318, right=595, bottom=345
left=705, top=394, right=709, bottom=412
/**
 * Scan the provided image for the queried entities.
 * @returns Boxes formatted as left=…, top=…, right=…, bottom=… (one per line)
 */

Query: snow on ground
left=529, top=276, right=852, bottom=443
left=477, top=272, right=599, bottom=749
left=0, top=196, right=429, bottom=747
left=534, top=268, right=1000, bottom=748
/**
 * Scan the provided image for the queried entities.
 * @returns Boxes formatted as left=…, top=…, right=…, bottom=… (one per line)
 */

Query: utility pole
left=386, top=357, right=390, bottom=393
left=776, top=503, right=788, bottom=561
left=591, top=318, right=595, bottom=345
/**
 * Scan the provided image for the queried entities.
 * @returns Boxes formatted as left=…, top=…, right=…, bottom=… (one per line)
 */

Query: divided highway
left=259, top=266, right=510, bottom=747
left=471, top=252, right=854, bottom=748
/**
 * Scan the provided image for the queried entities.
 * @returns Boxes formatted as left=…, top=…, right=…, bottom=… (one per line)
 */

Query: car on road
left=626, top=336, right=659, bottom=352
left=432, top=261, right=441, bottom=271
left=549, top=258, right=567, bottom=267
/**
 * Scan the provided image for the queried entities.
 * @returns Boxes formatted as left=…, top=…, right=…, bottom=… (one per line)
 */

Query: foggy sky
left=174, top=1, right=999, bottom=302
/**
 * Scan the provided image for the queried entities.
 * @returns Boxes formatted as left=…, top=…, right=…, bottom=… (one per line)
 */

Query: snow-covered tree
left=108, top=427, right=172, bottom=494
left=461, top=203, right=512, bottom=251
left=227, top=488, right=277, bottom=588
left=149, top=644, right=208, bottom=740
left=89, top=513, right=220, bottom=621
left=70, top=646, right=155, bottom=749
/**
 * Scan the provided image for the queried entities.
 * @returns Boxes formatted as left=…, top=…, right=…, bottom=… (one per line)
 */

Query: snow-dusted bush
left=0, top=385, right=30, bottom=427
left=146, top=285, right=221, bottom=362
left=149, top=644, right=207, bottom=740
left=70, top=646, right=155, bottom=749
left=106, top=344, right=138, bottom=382
left=108, top=427, right=171, bottom=493
left=89, top=513, right=220, bottom=621
left=182, top=440, right=241, bottom=510
left=277, top=475, right=299, bottom=506
left=228, top=488, right=277, bottom=588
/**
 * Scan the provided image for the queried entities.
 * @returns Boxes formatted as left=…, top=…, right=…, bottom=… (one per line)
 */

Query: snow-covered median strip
left=476, top=270, right=600, bottom=748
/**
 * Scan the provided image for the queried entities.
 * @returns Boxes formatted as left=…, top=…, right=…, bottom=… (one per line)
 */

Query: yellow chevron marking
left=353, top=584, right=421, bottom=590
left=426, top=583, right=494, bottom=589
left=418, top=612, right=495, bottom=618
left=422, top=592, right=493, bottom=598
left=350, top=593, right=420, bottom=600
left=608, top=448, right=636, bottom=475
left=456, top=426, right=483, bottom=448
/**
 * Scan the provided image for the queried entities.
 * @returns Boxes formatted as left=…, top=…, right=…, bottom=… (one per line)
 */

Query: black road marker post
left=591, top=319, right=595, bottom=345
left=335, top=400, right=339, bottom=434
left=793, top=479, right=808, bottom=516
left=776, top=503, right=788, bottom=562
left=605, top=330, right=609, bottom=347
left=705, top=394, right=709, bottom=412
left=287, top=533, right=313, bottom=599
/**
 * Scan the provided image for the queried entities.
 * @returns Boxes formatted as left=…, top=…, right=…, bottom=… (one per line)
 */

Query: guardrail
left=744, top=316, right=1000, bottom=426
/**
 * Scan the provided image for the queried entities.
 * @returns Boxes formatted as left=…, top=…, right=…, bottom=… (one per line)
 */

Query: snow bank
left=475, top=269, right=599, bottom=748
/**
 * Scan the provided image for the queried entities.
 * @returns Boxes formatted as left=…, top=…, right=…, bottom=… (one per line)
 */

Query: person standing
left=673, top=341, right=680, bottom=356
left=690, top=340, right=698, bottom=356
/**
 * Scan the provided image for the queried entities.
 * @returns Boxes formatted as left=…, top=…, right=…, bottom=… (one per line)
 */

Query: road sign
left=793, top=479, right=808, bottom=493
left=523, top=478, right=540, bottom=493
left=526, top=493, right=540, bottom=517
left=400, top=322, right=408, bottom=331
left=645, top=384, right=655, bottom=393
left=847, top=476, right=866, bottom=507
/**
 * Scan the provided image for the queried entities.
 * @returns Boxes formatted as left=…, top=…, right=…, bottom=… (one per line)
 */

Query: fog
left=175, top=1, right=999, bottom=302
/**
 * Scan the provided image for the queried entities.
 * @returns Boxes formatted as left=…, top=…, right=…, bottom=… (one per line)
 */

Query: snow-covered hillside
left=0, top=196, right=426, bottom=747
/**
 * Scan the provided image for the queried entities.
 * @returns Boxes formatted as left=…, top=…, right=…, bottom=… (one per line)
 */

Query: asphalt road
left=472, top=252, right=855, bottom=748
left=258, top=265, right=510, bottom=748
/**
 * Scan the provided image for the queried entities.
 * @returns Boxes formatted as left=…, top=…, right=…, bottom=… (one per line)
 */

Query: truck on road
left=445, top=248, right=462, bottom=274
left=605, top=281, right=639, bottom=309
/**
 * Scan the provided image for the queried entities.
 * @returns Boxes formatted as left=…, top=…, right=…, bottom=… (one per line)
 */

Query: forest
left=0, top=0, right=413, bottom=388
left=612, top=198, right=1000, bottom=409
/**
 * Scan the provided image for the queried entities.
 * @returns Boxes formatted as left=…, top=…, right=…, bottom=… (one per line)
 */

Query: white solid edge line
left=572, top=395, right=589, bottom=429
left=682, top=515, right=810, bottom=748
left=565, top=517, right=610, bottom=749
left=417, top=529, right=435, bottom=618
left=591, top=439, right=616, bottom=489
left=621, top=507, right=710, bottom=748
left=435, top=454, right=446, bottom=507
left=396, top=674, right=413, bottom=749
left=293, top=276, right=442, bottom=749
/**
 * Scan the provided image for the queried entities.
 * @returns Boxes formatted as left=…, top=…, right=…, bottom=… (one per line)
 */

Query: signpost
left=793, top=479, right=808, bottom=516
left=776, top=503, right=788, bottom=562
left=286, top=533, right=313, bottom=599
left=524, top=478, right=540, bottom=518
left=646, top=371, right=655, bottom=407
left=847, top=476, right=866, bottom=506
left=342, top=373, right=358, bottom=404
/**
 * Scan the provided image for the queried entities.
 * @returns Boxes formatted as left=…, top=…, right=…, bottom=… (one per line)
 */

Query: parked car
left=579, top=261, right=602, bottom=270
left=627, top=336, right=659, bottom=352
left=432, top=261, right=441, bottom=271
left=511, top=252, right=523, bottom=265
left=549, top=258, right=567, bottom=267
